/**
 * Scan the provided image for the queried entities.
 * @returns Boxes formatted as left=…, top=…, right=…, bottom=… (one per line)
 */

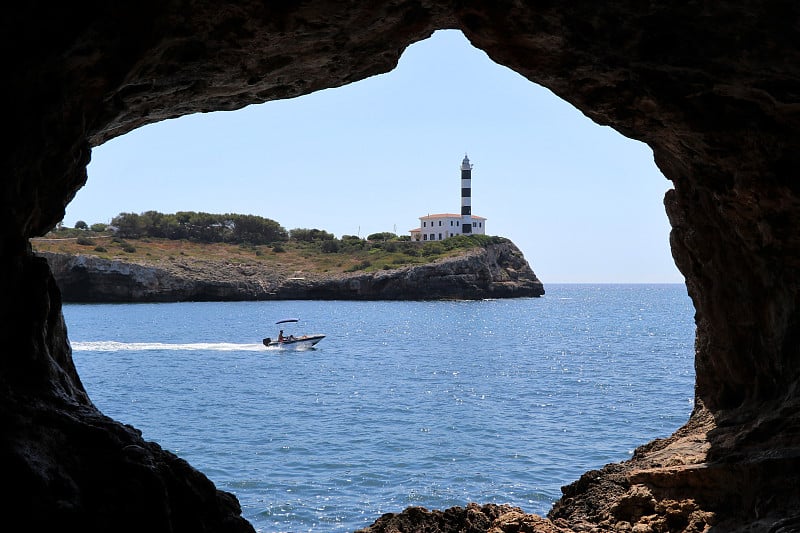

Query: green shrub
left=367, top=231, right=396, bottom=241
left=339, top=235, right=365, bottom=252
left=122, top=244, right=136, bottom=253
left=290, top=228, right=335, bottom=242
left=94, top=246, right=107, bottom=253
left=422, top=243, right=444, bottom=256
left=272, top=244, right=286, bottom=253
left=344, top=260, right=371, bottom=272
left=320, top=240, right=340, bottom=253
left=76, top=236, right=94, bottom=246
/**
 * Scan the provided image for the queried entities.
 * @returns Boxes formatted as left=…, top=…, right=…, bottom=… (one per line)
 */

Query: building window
left=438, top=220, right=442, bottom=226
left=456, top=221, right=460, bottom=226
left=423, top=221, right=426, bottom=227
left=438, top=233, right=442, bottom=240
left=450, top=221, right=453, bottom=226
left=430, top=234, right=435, bottom=240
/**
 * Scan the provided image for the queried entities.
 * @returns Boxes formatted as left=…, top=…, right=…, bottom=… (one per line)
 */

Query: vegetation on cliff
left=34, top=211, right=515, bottom=277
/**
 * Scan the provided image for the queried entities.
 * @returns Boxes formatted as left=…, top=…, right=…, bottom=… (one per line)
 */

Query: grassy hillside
left=31, top=231, right=508, bottom=276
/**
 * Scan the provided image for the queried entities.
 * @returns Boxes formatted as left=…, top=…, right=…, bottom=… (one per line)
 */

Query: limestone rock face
left=302, top=242, right=544, bottom=300
left=3, top=1, right=800, bottom=532
left=38, top=242, right=544, bottom=301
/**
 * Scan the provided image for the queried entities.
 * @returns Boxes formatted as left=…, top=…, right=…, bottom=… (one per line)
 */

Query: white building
left=410, top=213, right=487, bottom=242
left=410, top=154, right=487, bottom=242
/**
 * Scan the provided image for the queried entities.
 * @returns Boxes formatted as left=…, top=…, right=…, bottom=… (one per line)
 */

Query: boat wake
left=70, top=341, right=266, bottom=352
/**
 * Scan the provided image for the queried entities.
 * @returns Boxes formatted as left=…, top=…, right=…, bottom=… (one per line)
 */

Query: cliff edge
left=37, top=241, right=544, bottom=302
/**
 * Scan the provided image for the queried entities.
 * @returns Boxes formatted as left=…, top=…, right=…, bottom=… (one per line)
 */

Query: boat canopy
left=276, top=318, right=300, bottom=324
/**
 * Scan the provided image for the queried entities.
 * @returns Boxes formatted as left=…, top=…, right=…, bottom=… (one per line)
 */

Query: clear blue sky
left=65, top=30, right=683, bottom=284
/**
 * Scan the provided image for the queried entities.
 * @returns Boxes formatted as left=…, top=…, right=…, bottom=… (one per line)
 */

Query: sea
left=64, top=283, right=696, bottom=533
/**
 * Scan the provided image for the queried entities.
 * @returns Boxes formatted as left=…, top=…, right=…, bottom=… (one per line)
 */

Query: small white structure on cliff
left=410, top=154, right=486, bottom=242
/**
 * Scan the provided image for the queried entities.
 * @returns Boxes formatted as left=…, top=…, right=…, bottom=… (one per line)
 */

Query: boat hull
left=262, top=334, right=325, bottom=350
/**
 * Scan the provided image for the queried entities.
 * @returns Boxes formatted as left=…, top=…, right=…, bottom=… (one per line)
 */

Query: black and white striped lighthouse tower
left=460, top=154, right=473, bottom=234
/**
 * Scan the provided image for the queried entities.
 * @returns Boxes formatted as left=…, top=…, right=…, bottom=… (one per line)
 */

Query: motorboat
left=263, top=334, right=325, bottom=349
left=263, top=318, right=325, bottom=349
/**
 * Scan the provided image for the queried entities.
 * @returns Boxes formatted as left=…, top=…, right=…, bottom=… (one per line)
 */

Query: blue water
left=64, top=284, right=696, bottom=533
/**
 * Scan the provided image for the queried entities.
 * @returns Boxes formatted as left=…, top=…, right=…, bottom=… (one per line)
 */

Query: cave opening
left=53, top=30, right=696, bottom=531
left=7, top=2, right=800, bottom=529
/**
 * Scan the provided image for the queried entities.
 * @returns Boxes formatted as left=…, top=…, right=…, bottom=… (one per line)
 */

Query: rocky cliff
left=37, top=242, right=544, bottom=302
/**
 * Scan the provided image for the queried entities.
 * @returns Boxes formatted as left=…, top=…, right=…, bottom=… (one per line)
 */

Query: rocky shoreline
left=37, top=241, right=544, bottom=302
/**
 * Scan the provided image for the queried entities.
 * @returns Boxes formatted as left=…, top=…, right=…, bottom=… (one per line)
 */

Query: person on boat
left=278, top=330, right=284, bottom=342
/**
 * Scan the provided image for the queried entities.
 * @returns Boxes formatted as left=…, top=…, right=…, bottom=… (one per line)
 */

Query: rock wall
left=38, top=242, right=544, bottom=302
left=291, top=241, right=543, bottom=300
left=3, top=1, right=800, bottom=532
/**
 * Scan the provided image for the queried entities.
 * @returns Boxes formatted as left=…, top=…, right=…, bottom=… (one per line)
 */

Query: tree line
left=107, top=211, right=288, bottom=245
left=65, top=211, right=504, bottom=253
left=70, top=211, right=414, bottom=247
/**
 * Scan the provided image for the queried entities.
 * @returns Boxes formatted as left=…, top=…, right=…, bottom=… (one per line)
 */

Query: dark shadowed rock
left=3, top=1, right=800, bottom=532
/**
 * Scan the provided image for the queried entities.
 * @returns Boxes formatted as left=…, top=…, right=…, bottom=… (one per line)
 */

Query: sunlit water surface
left=66, top=284, right=695, bottom=532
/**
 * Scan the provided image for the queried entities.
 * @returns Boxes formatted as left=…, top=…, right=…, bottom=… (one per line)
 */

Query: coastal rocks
left=354, top=503, right=570, bottom=533
left=38, top=251, right=270, bottom=302
left=37, top=242, right=544, bottom=302
left=289, top=241, right=544, bottom=300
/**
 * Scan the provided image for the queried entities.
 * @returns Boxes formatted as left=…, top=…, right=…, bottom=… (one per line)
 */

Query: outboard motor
left=262, top=338, right=271, bottom=347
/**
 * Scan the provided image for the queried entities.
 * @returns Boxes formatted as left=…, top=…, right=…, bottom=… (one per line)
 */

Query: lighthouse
left=460, top=154, right=473, bottom=234
left=408, top=154, right=486, bottom=242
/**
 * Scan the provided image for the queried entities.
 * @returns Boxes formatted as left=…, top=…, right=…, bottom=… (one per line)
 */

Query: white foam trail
left=70, top=341, right=266, bottom=352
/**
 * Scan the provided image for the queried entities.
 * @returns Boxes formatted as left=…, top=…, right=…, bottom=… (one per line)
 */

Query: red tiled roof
left=419, top=213, right=486, bottom=220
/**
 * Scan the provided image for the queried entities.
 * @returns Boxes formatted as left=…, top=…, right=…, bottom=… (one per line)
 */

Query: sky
left=64, top=30, right=683, bottom=284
